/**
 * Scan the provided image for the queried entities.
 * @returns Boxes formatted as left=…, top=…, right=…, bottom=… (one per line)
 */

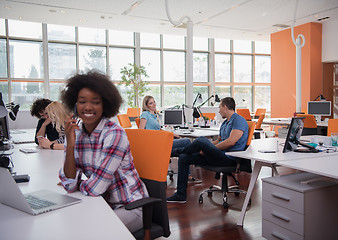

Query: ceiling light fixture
left=122, top=0, right=145, bottom=15
left=318, top=16, right=330, bottom=21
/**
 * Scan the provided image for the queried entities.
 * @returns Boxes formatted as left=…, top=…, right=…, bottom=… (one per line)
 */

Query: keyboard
left=25, top=195, right=56, bottom=210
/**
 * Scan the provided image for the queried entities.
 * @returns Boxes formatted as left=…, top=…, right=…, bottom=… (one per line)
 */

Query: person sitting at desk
left=167, top=97, right=249, bottom=203
left=59, top=70, right=148, bottom=233
left=36, top=101, right=68, bottom=150
left=139, top=96, right=200, bottom=183
left=30, top=98, right=60, bottom=146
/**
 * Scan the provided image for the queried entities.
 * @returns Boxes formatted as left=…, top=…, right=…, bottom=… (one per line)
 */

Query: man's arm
left=214, top=129, right=244, bottom=151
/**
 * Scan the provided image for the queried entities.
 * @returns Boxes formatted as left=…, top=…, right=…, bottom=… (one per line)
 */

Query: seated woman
left=37, top=101, right=69, bottom=150
left=59, top=70, right=148, bottom=233
left=30, top=98, right=60, bottom=146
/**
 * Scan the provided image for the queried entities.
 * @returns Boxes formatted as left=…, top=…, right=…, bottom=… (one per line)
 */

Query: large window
left=0, top=19, right=271, bottom=114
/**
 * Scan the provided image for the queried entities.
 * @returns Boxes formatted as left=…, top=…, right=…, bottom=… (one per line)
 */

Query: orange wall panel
left=271, top=22, right=322, bottom=117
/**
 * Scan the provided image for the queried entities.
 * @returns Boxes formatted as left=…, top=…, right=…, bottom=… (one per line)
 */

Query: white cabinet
left=262, top=172, right=338, bottom=240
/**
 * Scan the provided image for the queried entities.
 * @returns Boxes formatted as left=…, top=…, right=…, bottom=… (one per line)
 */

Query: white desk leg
left=237, top=161, right=277, bottom=226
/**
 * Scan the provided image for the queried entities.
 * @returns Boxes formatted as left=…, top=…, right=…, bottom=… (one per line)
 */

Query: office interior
left=1, top=1, right=338, bottom=239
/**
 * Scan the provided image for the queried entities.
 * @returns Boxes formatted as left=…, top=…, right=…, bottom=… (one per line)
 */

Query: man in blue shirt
left=167, top=97, right=249, bottom=203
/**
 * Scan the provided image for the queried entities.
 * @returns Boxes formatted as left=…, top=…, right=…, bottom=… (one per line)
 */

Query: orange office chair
left=255, top=113, right=265, bottom=130
left=125, top=129, right=173, bottom=240
left=236, top=108, right=251, bottom=121
left=254, top=108, right=266, bottom=119
left=296, top=114, right=317, bottom=135
left=135, top=118, right=141, bottom=128
left=327, top=119, right=338, bottom=136
left=198, top=120, right=256, bottom=209
left=127, top=108, right=141, bottom=121
left=117, top=114, right=132, bottom=128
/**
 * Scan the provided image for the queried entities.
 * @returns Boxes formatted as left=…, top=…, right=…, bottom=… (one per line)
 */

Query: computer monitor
left=307, top=101, right=331, bottom=116
left=283, top=117, right=317, bottom=153
left=163, top=109, right=183, bottom=127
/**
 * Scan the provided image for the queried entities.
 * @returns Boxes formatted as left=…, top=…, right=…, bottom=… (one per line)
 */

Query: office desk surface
left=255, top=117, right=328, bottom=127
left=175, top=128, right=219, bottom=138
left=0, top=135, right=134, bottom=240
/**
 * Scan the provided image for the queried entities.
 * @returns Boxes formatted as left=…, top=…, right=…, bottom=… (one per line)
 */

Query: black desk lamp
left=6, top=102, right=20, bottom=121
left=194, top=94, right=219, bottom=128
left=313, top=94, right=326, bottom=101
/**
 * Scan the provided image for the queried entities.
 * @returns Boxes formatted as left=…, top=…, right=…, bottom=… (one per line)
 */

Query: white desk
left=175, top=128, right=219, bottom=138
left=257, top=117, right=328, bottom=128
left=227, top=137, right=338, bottom=226
left=0, top=130, right=134, bottom=240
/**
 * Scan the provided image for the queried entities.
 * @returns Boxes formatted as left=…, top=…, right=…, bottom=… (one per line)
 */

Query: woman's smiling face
left=77, top=88, right=103, bottom=133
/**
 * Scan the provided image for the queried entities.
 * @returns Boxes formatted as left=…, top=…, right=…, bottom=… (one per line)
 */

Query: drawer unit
left=262, top=172, right=338, bottom=240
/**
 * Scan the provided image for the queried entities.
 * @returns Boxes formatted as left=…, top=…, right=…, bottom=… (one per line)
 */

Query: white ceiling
left=1, top=0, right=338, bottom=41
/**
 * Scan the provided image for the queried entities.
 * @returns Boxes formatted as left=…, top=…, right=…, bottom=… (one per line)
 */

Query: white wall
left=322, top=19, right=338, bottom=63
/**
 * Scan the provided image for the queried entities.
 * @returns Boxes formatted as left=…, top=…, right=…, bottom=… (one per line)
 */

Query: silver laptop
left=0, top=167, right=82, bottom=215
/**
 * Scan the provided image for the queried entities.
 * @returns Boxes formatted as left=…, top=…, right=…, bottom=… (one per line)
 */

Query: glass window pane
left=163, top=85, right=185, bottom=107
left=0, top=39, right=7, bottom=78
left=0, top=81, right=9, bottom=103
left=255, top=86, right=271, bottom=111
left=143, top=85, right=161, bottom=107
left=48, top=43, right=76, bottom=79
left=109, top=48, right=134, bottom=80
left=163, top=51, right=185, bottom=82
left=233, top=40, right=252, bottom=53
left=117, top=84, right=132, bottom=112
left=50, top=82, right=65, bottom=101
left=193, top=53, right=208, bottom=82
left=11, top=82, right=44, bottom=110
left=214, top=39, right=230, bottom=52
left=255, top=41, right=271, bottom=54
left=48, top=24, right=75, bottom=41
left=140, top=33, right=160, bottom=48
left=234, top=55, right=252, bottom=83
left=215, top=54, right=230, bottom=82
left=79, top=45, right=106, bottom=73
left=193, top=37, right=208, bottom=51
left=0, top=19, right=5, bottom=36
left=234, top=86, right=252, bottom=111
left=163, top=34, right=184, bottom=49
left=109, top=30, right=134, bottom=46
left=140, top=49, right=160, bottom=81
left=215, top=86, right=231, bottom=99
left=78, top=27, right=105, bottom=44
left=255, top=56, right=271, bottom=83
left=193, top=86, right=208, bottom=105
left=9, top=40, right=43, bottom=78
left=8, top=19, right=42, bottom=39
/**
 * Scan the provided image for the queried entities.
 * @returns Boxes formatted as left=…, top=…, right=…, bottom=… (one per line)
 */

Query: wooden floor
left=160, top=158, right=296, bottom=240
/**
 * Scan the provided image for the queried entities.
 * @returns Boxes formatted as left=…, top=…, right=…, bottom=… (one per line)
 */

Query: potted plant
left=119, top=63, right=149, bottom=115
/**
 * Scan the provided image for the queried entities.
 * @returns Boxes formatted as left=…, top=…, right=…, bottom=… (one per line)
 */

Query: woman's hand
left=65, top=115, right=80, bottom=147
left=38, top=137, right=52, bottom=149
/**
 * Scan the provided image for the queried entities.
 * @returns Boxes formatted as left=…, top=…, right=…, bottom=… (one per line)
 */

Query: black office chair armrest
left=125, top=197, right=161, bottom=210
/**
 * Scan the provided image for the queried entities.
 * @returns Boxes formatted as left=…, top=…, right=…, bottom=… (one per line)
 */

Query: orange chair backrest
left=117, top=114, right=132, bottom=128
left=296, top=114, right=317, bottom=128
left=255, top=113, right=265, bottom=129
left=327, top=119, right=338, bottom=136
left=125, top=129, right=173, bottom=182
left=135, top=118, right=140, bottom=128
left=237, top=108, right=251, bottom=121
left=126, top=108, right=140, bottom=118
left=201, top=113, right=216, bottom=120
left=246, top=121, right=256, bottom=147
left=254, top=108, right=266, bottom=117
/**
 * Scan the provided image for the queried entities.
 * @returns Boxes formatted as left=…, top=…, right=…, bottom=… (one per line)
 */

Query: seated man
left=167, top=97, right=249, bottom=203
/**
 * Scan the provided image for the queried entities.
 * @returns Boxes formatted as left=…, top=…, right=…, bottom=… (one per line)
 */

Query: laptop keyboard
left=25, top=195, right=57, bottom=210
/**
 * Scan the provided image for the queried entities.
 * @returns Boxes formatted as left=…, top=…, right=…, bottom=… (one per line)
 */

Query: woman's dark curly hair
left=30, top=98, right=52, bottom=118
left=61, top=70, right=122, bottom=118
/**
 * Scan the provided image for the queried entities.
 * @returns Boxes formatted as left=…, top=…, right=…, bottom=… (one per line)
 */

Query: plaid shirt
left=59, top=118, right=148, bottom=209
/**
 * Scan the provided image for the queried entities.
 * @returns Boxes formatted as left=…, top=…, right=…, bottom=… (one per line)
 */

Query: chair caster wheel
left=235, top=192, right=240, bottom=196
left=207, top=191, right=212, bottom=197
left=199, top=196, right=203, bottom=204
left=223, top=202, right=229, bottom=209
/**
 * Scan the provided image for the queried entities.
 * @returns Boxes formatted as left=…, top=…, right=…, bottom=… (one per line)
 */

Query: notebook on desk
left=0, top=167, right=82, bottom=215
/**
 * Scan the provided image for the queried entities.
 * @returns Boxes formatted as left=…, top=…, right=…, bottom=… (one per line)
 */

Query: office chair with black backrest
left=254, top=108, right=266, bottom=119
left=296, top=114, right=317, bottom=135
left=127, top=107, right=141, bottom=121
left=125, top=129, right=173, bottom=240
left=198, top=121, right=256, bottom=209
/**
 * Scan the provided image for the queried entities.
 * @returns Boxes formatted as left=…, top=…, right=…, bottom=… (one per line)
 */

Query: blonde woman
left=37, top=101, right=69, bottom=150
